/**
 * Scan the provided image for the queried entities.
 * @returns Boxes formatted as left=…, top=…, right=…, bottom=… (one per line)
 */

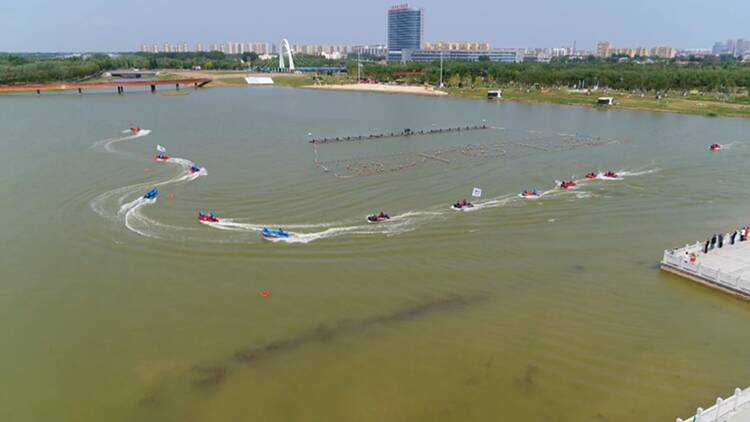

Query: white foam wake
left=204, top=209, right=447, bottom=244
left=118, top=197, right=158, bottom=237
left=617, top=168, right=659, bottom=177
left=92, top=129, right=152, bottom=153
left=91, top=155, right=205, bottom=237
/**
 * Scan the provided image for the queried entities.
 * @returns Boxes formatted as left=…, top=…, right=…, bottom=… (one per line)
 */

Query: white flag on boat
left=472, top=187, right=482, bottom=198
left=156, top=144, right=166, bottom=153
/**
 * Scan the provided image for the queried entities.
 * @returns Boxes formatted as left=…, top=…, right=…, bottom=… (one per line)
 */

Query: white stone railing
left=677, top=387, right=750, bottom=422
left=662, top=239, right=750, bottom=296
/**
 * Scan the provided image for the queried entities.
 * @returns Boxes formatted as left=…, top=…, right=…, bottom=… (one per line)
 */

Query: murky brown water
left=2, top=87, right=750, bottom=421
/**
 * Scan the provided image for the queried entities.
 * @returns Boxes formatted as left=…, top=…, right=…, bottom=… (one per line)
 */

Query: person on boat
left=585, top=172, right=596, bottom=179
left=199, top=211, right=205, bottom=218
left=191, top=164, right=200, bottom=172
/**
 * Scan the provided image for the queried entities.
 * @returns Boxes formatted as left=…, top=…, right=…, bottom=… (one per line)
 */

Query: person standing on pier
left=704, top=239, right=710, bottom=254
left=718, top=234, right=724, bottom=248
left=731, top=230, right=738, bottom=245
left=710, top=234, right=717, bottom=250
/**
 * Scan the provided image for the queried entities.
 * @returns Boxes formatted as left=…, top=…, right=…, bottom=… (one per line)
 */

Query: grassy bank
left=444, top=87, right=750, bottom=119
left=272, top=75, right=317, bottom=87
left=269, top=74, right=750, bottom=119
left=263, top=72, right=750, bottom=119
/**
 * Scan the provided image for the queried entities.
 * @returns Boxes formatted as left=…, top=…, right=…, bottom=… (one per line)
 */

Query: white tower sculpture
left=278, top=39, right=295, bottom=71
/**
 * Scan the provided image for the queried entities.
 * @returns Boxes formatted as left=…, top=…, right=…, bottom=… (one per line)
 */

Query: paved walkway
left=692, top=237, right=750, bottom=279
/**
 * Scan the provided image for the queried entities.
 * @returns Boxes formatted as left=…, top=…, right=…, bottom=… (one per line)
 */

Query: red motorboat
left=559, top=181, right=577, bottom=189
left=198, top=212, right=219, bottom=223
left=367, top=212, right=391, bottom=223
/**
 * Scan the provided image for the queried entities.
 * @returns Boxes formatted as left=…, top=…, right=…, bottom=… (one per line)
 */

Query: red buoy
left=260, top=290, right=270, bottom=298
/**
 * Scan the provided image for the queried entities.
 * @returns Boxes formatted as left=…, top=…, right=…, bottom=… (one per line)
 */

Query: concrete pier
left=661, top=232, right=750, bottom=300
left=677, top=387, right=750, bottom=422
left=309, top=125, right=489, bottom=144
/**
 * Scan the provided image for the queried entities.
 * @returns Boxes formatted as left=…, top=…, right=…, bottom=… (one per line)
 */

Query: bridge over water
left=0, top=78, right=212, bottom=95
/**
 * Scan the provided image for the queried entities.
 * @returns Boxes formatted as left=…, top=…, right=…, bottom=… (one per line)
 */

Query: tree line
left=0, top=52, right=346, bottom=84
left=354, top=57, right=750, bottom=92
left=3, top=52, right=749, bottom=92
left=0, top=52, right=252, bottom=84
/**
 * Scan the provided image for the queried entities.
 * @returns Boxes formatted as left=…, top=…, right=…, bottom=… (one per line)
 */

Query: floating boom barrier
left=309, top=125, right=489, bottom=144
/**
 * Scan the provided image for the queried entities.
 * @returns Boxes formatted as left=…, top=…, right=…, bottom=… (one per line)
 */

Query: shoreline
left=285, top=80, right=750, bottom=120
left=440, top=86, right=750, bottom=119
left=275, top=80, right=750, bottom=119
left=304, top=83, right=448, bottom=96
left=3, top=70, right=749, bottom=120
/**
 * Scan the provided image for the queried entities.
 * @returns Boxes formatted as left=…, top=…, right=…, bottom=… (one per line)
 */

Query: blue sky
left=1, top=0, right=749, bottom=52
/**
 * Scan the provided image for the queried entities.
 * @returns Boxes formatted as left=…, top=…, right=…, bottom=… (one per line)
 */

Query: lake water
left=2, top=87, right=750, bottom=422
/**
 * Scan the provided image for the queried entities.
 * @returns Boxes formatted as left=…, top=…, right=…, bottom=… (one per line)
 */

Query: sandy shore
left=306, top=83, right=448, bottom=96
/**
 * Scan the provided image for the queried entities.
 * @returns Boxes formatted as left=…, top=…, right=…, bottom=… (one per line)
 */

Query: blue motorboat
left=143, top=187, right=159, bottom=200
left=261, top=228, right=289, bottom=239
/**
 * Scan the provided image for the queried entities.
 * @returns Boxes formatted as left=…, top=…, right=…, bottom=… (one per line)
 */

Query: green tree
left=447, top=73, right=461, bottom=87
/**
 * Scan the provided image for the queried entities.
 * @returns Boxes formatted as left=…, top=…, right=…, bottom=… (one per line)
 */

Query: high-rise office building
left=596, top=41, right=612, bottom=57
left=387, top=4, right=424, bottom=62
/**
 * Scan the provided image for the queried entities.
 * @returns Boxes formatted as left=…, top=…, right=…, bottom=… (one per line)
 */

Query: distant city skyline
left=2, top=0, right=750, bottom=52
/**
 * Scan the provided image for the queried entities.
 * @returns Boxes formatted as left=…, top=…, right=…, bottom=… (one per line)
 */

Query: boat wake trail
left=458, top=194, right=516, bottom=212
left=92, top=129, right=152, bottom=154
left=118, top=197, right=158, bottom=237
left=206, top=210, right=446, bottom=244
left=616, top=167, right=659, bottom=178
left=92, top=157, right=204, bottom=216
left=199, top=163, right=659, bottom=244
left=718, top=141, right=740, bottom=150
left=91, top=139, right=206, bottom=238
left=574, top=166, right=660, bottom=184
